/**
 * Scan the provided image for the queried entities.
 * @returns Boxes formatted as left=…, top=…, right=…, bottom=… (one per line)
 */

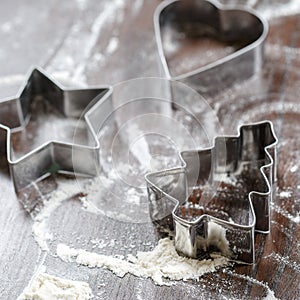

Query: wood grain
left=0, top=1, right=299, bottom=299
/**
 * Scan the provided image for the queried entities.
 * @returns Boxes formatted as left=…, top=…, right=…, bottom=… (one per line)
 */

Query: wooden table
left=0, top=1, right=299, bottom=299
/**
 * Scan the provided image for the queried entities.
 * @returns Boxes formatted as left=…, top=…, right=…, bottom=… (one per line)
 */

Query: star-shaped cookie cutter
left=145, top=121, right=278, bottom=264
left=0, top=67, right=112, bottom=191
left=154, top=0, right=268, bottom=94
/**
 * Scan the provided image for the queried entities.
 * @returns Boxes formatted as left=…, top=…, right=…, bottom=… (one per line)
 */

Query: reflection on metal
left=145, top=121, right=278, bottom=264
left=0, top=67, right=112, bottom=191
left=154, top=0, right=268, bottom=94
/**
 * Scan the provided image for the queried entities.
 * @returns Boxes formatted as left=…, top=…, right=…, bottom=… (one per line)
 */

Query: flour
left=254, top=0, right=300, bottom=20
left=263, top=290, right=278, bottom=300
left=106, top=37, right=119, bottom=54
left=57, top=237, right=229, bottom=286
left=279, top=190, right=292, bottom=198
left=72, top=0, right=125, bottom=81
left=1, top=21, right=12, bottom=33
left=31, top=180, right=81, bottom=251
left=212, top=172, right=238, bottom=186
left=30, top=171, right=119, bottom=251
left=271, top=197, right=300, bottom=224
left=76, top=0, right=88, bottom=11
left=18, top=268, right=92, bottom=300
left=273, top=206, right=300, bottom=223
left=30, top=171, right=145, bottom=252
left=290, top=165, right=298, bottom=173
left=0, top=74, right=24, bottom=85
left=132, top=0, right=144, bottom=15
left=264, top=252, right=300, bottom=274
left=226, top=270, right=279, bottom=300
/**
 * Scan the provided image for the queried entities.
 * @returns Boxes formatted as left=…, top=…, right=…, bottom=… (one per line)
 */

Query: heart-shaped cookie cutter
left=154, top=0, right=268, bottom=94
left=145, top=121, right=278, bottom=264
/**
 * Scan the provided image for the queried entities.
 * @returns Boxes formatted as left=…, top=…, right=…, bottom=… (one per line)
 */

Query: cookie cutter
left=154, top=0, right=268, bottom=94
left=145, top=121, right=278, bottom=264
left=0, top=67, right=113, bottom=191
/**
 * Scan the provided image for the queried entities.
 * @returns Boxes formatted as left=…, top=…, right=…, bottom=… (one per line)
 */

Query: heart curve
left=154, top=0, right=268, bottom=94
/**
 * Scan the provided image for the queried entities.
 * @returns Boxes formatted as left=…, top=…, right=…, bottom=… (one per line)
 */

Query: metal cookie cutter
left=145, top=121, right=278, bottom=264
left=0, top=67, right=112, bottom=191
left=154, top=0, right=268, bottom=94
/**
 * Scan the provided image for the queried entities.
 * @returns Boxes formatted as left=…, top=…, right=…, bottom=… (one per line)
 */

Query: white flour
left=57, top=237, right=229, bottom=286
left=106, top=36, right=119, bottom=54
left=264, top=290, right=278, bottom=300
left=225, top=270, right=279, bottom=300
left=279, top=190, right=292, bottom=198
left=31, top=181, right=81, bottom=251
left=264, top=252, right=300, bottom=274
left=273, top=188, right=300, bottom=223
left=18, top=268, right=92, bottom=300
left=30, top=172, right=145, bottom=252
left=257, top=0, right=300, bottom=20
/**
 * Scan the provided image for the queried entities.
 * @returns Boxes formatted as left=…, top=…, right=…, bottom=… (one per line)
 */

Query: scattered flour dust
left=18, top=267, right=92, bottom=300
left=255, top=0, right=300, bottom=20
left=227, top=270, right=279, bottom=300
left=31, top=181, right=82, bottom=251
left=264, top=290, right=278, bottom=300
left=57, top=237, right=229, bottom=286
left=31, top=174, right=113, bottom=252
left=106, top=36, right=119, bottom=54
left=279, top=190, right=292, bottom=198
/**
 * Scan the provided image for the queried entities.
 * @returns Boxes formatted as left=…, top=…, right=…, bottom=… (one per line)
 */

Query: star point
left=0, top=67, right=112, bottom=191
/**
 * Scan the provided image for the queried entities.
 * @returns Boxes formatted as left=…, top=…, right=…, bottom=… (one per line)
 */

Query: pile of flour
left=18, top=267, right=92, bottom=300
left=57, top=237, right=229, bottom=286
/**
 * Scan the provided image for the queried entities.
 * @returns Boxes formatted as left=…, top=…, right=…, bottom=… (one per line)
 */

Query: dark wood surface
left=0, top=1, right=299, bottom=299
